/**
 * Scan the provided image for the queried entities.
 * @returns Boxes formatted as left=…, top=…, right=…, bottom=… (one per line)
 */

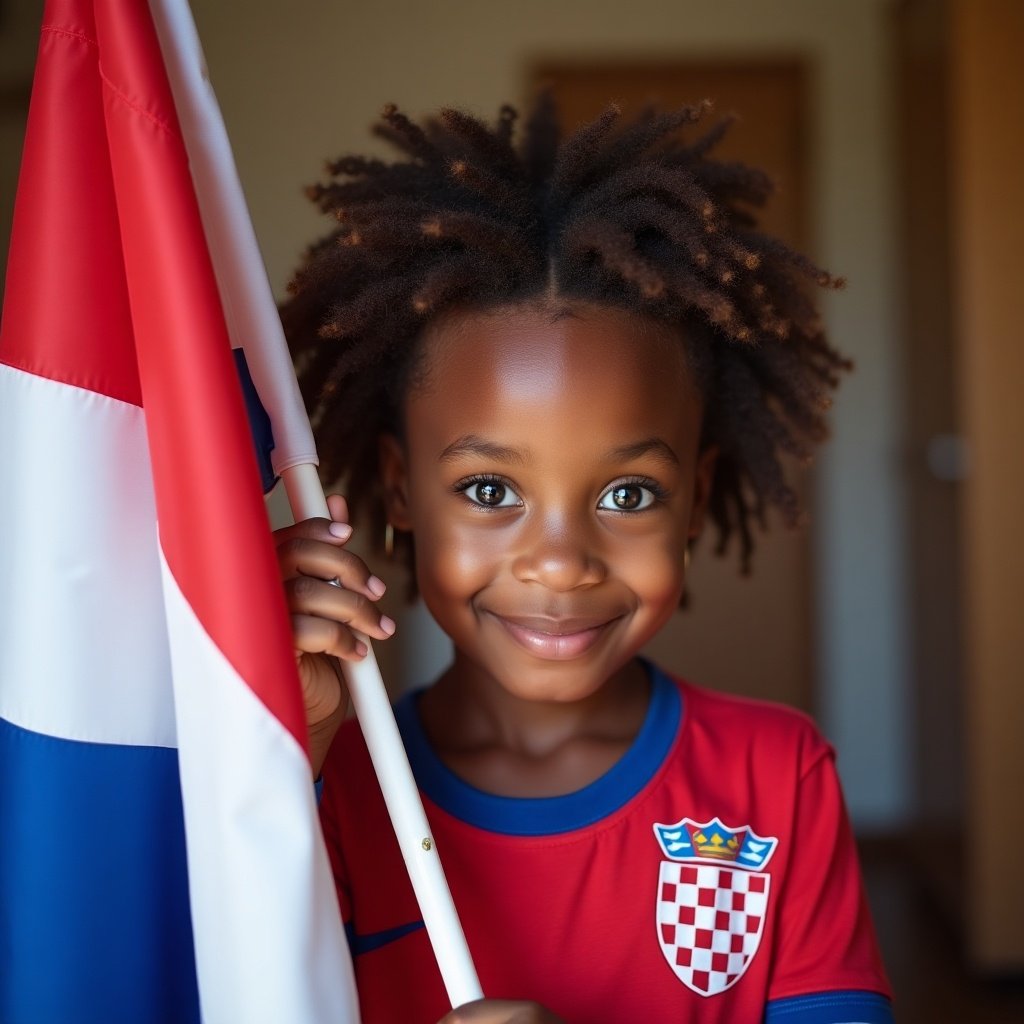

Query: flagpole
left=148, top=0, right=483, bottom=1009
left=283, top=465, right=483, bottom=1006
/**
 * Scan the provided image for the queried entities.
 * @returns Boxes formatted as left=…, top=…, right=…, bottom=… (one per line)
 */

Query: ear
left=378, top=433, right=413, bottom=531
left=687, top=443, right=719, bottom=541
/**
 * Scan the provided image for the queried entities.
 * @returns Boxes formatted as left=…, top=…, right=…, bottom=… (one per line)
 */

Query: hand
left=437, top=999, right=565, bottom=1024
left=274, top=493, right=396, bottom=776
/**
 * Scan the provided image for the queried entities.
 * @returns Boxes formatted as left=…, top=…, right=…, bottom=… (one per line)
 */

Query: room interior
left=1, top=1, right=1021, bottom=1018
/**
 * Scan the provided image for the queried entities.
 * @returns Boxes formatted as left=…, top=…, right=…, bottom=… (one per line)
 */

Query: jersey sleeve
left=765, top=745, right=893, bottom=1019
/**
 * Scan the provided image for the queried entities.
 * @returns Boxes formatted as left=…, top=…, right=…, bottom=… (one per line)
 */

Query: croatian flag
left=0, top=1, right=357, bottom=1021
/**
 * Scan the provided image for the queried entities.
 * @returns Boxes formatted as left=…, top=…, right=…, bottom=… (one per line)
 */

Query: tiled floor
left=859, top=843, right=1024, bottom=1023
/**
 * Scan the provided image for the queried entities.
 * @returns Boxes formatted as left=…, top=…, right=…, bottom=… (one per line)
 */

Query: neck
left=417, top=656, right=651, bottom=796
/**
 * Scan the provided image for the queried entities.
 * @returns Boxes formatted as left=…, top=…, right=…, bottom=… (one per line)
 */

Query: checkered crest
left=652, top=817, right=778, bottom=997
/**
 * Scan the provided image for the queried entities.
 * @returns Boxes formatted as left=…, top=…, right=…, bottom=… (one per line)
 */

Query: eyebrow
left=611, top=438, right=680, bottom=467
left=438, top=435, right=527, bottom=465
left=438, top=434, right=679, bottom=468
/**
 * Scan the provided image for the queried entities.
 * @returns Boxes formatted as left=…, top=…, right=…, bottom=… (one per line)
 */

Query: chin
left=484, top=649, right=637, bottom=705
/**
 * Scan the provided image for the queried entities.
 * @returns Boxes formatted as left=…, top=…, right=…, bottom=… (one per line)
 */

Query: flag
left=0, top=1, right=357, bottom=1021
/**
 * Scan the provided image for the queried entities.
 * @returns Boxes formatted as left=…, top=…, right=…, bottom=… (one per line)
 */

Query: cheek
left=404, top=470, right=486, bottom=598
left=411, top=517, right=499, bottom=602
left=616, top=532, right=687, bottom=611
left=644, top=562, right=687, bottom=614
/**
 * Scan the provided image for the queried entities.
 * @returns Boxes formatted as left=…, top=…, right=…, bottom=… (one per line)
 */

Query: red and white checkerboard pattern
left=655, top=860, right=770, bottom=996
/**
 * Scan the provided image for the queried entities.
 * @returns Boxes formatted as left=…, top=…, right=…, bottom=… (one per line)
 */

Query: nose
left=510, top=512, right=607, bottom=592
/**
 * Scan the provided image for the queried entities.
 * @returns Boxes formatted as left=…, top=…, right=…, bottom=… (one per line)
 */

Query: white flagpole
left=148, top=0, right=484, bottom=1010
left=282, top=466, right=484, bottom=1008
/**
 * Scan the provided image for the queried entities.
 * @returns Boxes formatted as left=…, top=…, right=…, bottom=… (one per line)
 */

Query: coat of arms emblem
left=652, top=817, right=778, bottom=997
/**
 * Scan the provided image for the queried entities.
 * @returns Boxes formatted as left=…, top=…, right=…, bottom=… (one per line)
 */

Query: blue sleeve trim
left=765, top=991, right=893, bottom=1024
left=313, top=775, right=324, bottom=805
left=345, top=919, right=425, bottom=957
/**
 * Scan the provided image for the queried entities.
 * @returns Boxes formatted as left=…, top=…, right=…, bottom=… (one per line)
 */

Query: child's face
left=380, top=301, right=716, bottom=703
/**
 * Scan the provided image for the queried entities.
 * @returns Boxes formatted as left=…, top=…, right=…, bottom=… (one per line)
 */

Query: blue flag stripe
left=233, top=347, right=277, bottom=494
left=0, top=717, right=200, bottom=1024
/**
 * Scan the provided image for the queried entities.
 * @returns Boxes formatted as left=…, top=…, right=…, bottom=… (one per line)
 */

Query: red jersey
left=319, top=662, right=892, bottom=1023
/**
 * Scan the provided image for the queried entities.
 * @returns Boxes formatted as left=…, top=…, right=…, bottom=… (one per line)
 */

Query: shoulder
left=655, top=664, right=834, bottom=778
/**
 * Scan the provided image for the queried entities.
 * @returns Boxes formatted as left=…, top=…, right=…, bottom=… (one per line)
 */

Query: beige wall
left=952, top=0, right=1024, bottom=970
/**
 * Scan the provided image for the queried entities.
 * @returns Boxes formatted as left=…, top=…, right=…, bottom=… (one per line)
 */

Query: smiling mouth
left=487, top=613, right=620, bottom=660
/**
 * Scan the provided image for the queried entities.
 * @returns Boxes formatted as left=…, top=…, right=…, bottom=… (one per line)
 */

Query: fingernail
left=380, top=615, right=396, bottom=636
left=354, top=640, right=368, bottom=658
left=328, top=522, right=352, bottom=540
left=367, top=575, right=387, bottom=598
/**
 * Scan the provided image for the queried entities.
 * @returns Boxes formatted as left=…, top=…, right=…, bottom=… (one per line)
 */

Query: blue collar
left=393, top=661, right=682, bottom=837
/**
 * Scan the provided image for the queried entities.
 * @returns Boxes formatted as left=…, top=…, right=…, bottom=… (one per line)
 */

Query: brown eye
left=611, top=486, right=641, bottom=509
left=598, top=483, right=656, bottom=511
left=461, top=478, right=520, bottom=508
left=476, top=481, right=506, bottom=505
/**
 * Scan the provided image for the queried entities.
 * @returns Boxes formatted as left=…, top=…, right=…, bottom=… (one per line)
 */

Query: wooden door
left=894, top=0, right=966, bottom=919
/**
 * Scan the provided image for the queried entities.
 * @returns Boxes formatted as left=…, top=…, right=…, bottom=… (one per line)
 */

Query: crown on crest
left=692, top=822, right=741, bottom=858
left=653, top=817, right=778, bottom=871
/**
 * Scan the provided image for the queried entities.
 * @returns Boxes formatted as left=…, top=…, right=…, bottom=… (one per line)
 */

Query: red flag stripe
left=94, top=0, right=304, bottom=749
left=0, top=15, right=141, bottom=405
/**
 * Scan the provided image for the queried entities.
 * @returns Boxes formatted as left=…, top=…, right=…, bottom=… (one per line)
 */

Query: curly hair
left=280, top=94, right=849, bottom=586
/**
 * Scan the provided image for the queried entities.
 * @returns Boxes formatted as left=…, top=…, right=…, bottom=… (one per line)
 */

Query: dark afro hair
left=280, top=94, right=850, bottom=587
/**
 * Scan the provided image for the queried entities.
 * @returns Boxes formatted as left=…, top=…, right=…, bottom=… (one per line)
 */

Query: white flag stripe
left=160, top=550, right=358, bottom=1024
left=0, top=363, right=176, bottom=748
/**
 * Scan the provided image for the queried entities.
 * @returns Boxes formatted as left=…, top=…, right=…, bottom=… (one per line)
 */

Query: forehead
left=403, top=302, right=701, bottom=450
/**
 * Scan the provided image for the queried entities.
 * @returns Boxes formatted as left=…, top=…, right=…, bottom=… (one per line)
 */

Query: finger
left=275, top=492, right=353, bottom=547
left=274, top=512, right=353, bottom=548
left=290, top=613, right=369, bottom=661
left=285, top=575, right=396, bottom=641
left=277, top=537, right=386, bottom=600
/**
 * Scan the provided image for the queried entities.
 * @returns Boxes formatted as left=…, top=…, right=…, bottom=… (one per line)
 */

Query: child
left=273, top=96, right=893, bottom=1024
